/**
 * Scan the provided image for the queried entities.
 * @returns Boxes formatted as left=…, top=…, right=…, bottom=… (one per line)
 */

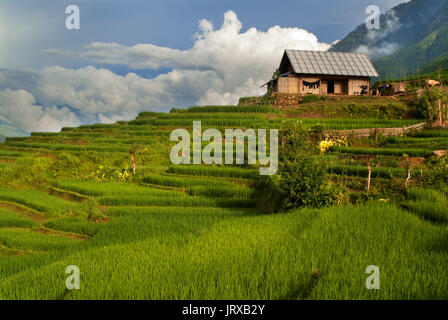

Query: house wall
left=320, top=80, right=328, bottom=95
left=334, top=81, right=343, bottom=94
left=272, top=74, right=370, bottom=95
left=277, top=77, right=289, bottom=93
left=298, top=76, right=321, bottom=95
left=348, top=77, right=370, bottom=95
left=288, top=74, right=300, bottom=94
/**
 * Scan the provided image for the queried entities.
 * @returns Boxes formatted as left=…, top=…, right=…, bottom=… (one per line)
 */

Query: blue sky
left=1, top=0, right=407, bottom=69
left=0, top=0, right=408, bottom=133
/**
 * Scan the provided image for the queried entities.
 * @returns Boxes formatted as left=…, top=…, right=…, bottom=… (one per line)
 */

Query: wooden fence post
left=405, top=168, right=411, bottom=188
left=367, top=164, right=372, bottom=192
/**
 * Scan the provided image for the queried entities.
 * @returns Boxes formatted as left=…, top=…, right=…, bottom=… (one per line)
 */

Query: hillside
left=330, top=0, right=448, bottom=79
left=375, top=22, right=448, bottom=79
left=0, top=100, right=447, bottom=299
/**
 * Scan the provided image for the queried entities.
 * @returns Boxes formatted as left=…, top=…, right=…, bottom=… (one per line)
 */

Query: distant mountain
left=330, top=0, right=448, bottom=79
left=0, top=115, right=29, bottom=138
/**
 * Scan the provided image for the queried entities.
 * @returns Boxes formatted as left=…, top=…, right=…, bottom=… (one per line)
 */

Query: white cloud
left=78, top=11, right=330, bottom=89
left=67, top=10, right=330, bottom=105
left=1, top=10, right=331, bottom=133
left=0, top=89, right=80, bottom=132
left=355, top=43, right=399, bottom=60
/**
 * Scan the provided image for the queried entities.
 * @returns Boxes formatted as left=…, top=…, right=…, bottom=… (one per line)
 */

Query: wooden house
left=264, top=50, right=379, bottom=96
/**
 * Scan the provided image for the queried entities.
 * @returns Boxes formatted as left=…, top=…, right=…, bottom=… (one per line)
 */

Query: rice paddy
left=0, top=103, right=446, bottom=300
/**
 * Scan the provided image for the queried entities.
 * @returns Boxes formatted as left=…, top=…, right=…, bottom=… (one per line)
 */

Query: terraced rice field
left=0, top=106, right=446, bottom=299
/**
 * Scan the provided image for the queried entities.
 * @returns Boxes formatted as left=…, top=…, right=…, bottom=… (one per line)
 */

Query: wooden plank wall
left=348, top=78, right=370, bottom=95
left=300, top=76, right=321, bottom=94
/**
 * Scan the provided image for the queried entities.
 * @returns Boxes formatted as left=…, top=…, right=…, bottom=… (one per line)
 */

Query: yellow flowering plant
left=319, top=134, right=348, bottom=154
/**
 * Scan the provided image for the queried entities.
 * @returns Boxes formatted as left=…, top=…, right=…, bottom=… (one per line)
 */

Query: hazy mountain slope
left=375, top=22, right=448, bottom=78
left=420, top=53, right=448, bottom=75
left=330, top=0, right=448, bottom=78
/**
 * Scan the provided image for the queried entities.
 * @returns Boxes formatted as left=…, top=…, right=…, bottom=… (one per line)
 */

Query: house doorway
left=327, top=80, right=335, bottom=94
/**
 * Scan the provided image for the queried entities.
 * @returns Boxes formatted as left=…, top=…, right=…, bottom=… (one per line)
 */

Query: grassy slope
left=0, top=202, right=447, bottom=299
left=0, top=103, right=446, bottom=299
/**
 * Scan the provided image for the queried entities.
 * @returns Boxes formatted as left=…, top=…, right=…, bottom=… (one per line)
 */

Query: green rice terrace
left=0, top=99, right=447, bottom=300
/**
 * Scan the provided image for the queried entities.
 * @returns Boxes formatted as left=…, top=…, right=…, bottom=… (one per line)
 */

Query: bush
left=416, top=87, right=448, bottom=126
left=300, top=94, right=325, bottom=104
left=257, top=121, right=337, bottom=213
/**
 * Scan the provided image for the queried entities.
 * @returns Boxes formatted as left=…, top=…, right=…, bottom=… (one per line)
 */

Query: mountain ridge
left=330, top=0, right=448, bottom=79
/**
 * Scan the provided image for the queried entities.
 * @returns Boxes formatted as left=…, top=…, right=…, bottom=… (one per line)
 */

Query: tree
left=418, top=87, right=448, bottom=127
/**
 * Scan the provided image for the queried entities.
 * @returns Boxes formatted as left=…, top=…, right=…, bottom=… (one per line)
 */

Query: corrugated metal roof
left=284, top=50, right=379, bottom=78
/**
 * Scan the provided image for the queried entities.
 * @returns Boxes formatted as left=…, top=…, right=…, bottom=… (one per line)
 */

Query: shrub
left=416, top=87, right=448, bottom=126
left=257, top=121, right=337, bottom=213
left=319, top=134, right=348, bottom=153
left=300, top=94, right=325, bottom=104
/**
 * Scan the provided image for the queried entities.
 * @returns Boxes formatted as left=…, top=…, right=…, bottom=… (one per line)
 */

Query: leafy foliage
left=257, top=121, right=337, bottom=213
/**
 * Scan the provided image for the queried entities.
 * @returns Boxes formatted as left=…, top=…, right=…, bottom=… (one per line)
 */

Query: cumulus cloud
left=1, top=10, right=331, bottom=133
left=0, top=89, right=80, bottom=132
left=77, top=11, right=330, bottom=101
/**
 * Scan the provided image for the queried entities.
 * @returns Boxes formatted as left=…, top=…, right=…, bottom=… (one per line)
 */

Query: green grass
left=5, top=142, right=130, bottom=153
left=381, top=136, right=448, bottom=150
left=44, top=218, right=103, bottom=237
left=188, top=186, right=256, bottom=199
left=51, top=179, right=186, bottom=198
left=143, top=174, right=238, bottom=188
left=126, top=118, right=422, bottom=130
left=0, top=228, right=83, bottom=252
left=413, top=129, right=448, bottom=138
left=384, top=137, right=448, bottom=144
left=98, top=195, right=256, bottom=208
left=328, top=164, right=428, bottom=179
left=0, top=209, right=38, bottom=229
left=402, top=188, right=448, bottom=224
left=156, top=113, right=268, bottom=120
left=31, top=132, right=108, bottom=138
left=330, top=146, right=434, bottom=158
left=0, top=163, right=11, bottom=169
left=0, top=202, right=446, bottom=299
left=0, top=189, right=78, bottom=216
left=0, top=103, right=446, bottom=300
left=403, top=200, right=448, bottom=224
left=171, top=105, right=278, bottom=114
left=167, top=165, right=258, bottom=179
left=0, top=151, right=24, bottom=157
